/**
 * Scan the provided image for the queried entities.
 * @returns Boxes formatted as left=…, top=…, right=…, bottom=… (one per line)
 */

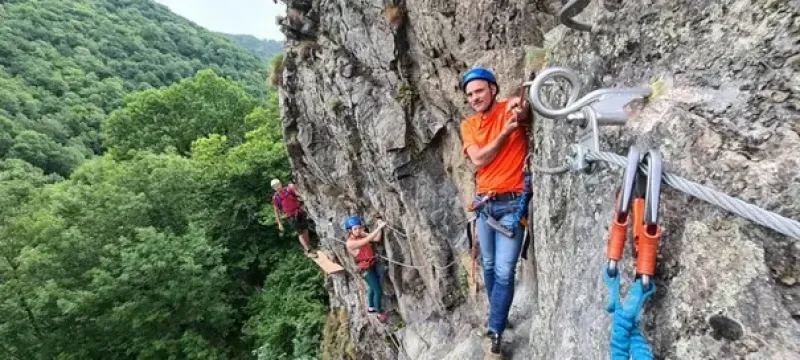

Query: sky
left=153, top=0, right=286, bottom=41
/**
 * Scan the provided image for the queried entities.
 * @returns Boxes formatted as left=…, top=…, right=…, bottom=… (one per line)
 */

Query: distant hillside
left=222, top=33, right=283, bottom=61
left=0, top=0, right=269, bottom=176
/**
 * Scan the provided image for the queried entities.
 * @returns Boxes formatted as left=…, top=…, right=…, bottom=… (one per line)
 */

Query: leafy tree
left=0, top=3, right=327, bottom=358
left=0, top=153, right=232, bottom=359
left=7, top=130, right=85, bottom=176
left=0, top=0, right=268, bottom=175
left=0, top=68, right=327, bottom=359
left=104, top=69, right=256, bottom=156
left=243, top=251, right=326, bottom=360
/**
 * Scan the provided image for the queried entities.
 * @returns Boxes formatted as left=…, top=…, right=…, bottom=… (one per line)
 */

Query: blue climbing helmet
left=344, top=215, right=362, bottom=231
left=461, top=67, right=498, bottom=93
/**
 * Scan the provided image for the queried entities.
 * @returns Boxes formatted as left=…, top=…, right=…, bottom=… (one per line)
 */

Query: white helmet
left=270, top=179, right=281, bottom=187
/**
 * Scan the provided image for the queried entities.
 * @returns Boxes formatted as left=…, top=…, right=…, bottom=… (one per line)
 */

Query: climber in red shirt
left=271, top=178, right=315, bottom=257
left=345, top=215, right=388, bottom=323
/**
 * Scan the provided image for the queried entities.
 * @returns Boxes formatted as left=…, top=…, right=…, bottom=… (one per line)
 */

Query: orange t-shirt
left=460, top=98, right=528, bottom=194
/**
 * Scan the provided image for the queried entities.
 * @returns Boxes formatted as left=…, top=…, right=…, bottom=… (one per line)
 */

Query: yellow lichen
left=649, top=78, right=668, bottom=100
left=321, top=308, right=356, bottom=360
left=526, top=47, right=549, bottom=71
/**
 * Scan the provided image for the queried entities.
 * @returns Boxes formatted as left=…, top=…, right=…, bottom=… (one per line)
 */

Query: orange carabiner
left=606, top=146, right=640, bottom=276
left=634, top=151, right=663, bottom=287
left=606, top=146, right=664, bottom=289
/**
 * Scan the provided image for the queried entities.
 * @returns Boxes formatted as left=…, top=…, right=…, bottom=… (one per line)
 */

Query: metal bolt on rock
left=524, top=67, right=652, bottom=173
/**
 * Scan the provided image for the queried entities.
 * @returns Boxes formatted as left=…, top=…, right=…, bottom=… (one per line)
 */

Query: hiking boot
left=367, top=307, right=377, bottom=313
left=489, top=332, right=501, bottom=355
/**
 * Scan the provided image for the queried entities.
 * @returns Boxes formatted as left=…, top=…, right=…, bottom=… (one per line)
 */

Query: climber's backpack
left=273, top=187, right=302, bottom=216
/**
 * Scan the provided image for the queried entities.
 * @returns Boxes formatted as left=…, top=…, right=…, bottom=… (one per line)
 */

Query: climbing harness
left=603, top=146, right=662, bottom=359
left=467, top=192, right=516, bottom=237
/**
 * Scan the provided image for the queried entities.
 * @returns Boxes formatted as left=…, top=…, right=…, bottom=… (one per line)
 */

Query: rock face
left=277, top=0, right=800, bottom=359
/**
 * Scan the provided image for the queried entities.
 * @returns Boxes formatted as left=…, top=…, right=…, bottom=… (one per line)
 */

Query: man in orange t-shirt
left=459, top=67, right=527, bottom=356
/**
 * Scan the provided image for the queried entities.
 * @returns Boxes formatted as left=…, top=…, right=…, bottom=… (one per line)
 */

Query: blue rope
left=509, top=171, right=533, bottom=232
left=603, top=270, right=656, bottom=360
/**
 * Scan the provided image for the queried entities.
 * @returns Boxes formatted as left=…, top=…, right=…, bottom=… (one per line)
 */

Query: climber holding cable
left=345, top=215, right=389, bottom=323
left=459, top=66, right=529, bottom=356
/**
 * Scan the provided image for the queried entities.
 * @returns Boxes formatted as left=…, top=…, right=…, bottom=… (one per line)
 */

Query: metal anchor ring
left=559, top=0, right=593, bottom=32
left=525, top=67, right=653, bottom=120
left=525, top=67, right=583, bottom=120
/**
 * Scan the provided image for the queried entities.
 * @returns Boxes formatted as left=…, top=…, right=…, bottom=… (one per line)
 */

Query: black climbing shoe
left=489, top=332, right=501, bottom=355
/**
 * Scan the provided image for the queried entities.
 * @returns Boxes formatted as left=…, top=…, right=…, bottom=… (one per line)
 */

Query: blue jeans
left=477, top=198, right=524, bottom=335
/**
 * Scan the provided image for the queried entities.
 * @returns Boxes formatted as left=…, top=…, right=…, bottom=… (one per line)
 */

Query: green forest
left=222, top=34, right=283, bottom=61
left=0, top=1, right=325, bottom=359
